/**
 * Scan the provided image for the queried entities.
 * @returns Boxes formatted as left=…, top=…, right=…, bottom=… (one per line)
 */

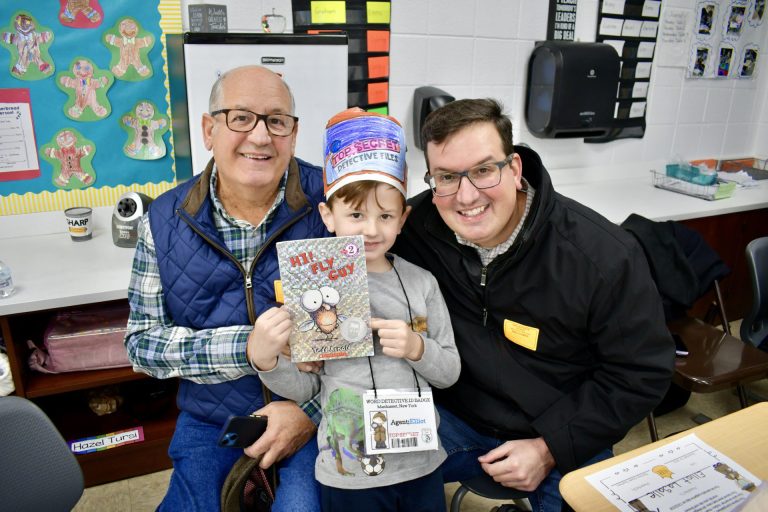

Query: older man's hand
left=243, top=400, right=316, bottom=469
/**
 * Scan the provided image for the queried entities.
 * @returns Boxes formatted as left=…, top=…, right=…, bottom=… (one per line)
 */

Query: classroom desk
left=0, top=206, right=174, bottom=486
left=549, top=160, right=768, bottom=225
left=550, top=161, right=768, bottom=319
left=559, top=402, right=768, bottom=512
left=0, top=208, right=134, bottom=317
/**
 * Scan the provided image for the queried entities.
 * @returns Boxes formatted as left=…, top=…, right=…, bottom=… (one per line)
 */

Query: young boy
left=249, top=108, right=460, bottom=511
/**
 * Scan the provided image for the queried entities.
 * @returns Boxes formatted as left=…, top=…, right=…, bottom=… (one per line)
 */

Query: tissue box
left=28, top=304, right=131, bottom=373
left=666, top=163, right=717, bottom=186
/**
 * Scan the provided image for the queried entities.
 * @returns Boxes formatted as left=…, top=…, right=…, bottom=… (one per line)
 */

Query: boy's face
left=319, top=183, right=410, bottom=272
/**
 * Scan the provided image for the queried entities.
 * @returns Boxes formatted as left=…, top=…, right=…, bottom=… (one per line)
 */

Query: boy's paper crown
left=323, top=108, right=407, bottom=199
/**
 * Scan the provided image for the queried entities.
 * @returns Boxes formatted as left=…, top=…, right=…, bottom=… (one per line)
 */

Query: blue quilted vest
left=149, top=157, right=329, bottom=425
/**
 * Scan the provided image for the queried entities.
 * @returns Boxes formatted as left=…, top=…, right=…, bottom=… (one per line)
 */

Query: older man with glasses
left=394, top=98, right=675, bottom=512
left=126, top=65, right=328, bottom=511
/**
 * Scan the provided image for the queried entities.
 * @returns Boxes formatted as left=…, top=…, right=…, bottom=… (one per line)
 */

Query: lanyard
left=367, top=255, right=422, bottom=398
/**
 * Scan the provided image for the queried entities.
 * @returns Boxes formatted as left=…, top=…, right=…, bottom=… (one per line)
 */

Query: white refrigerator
left=167, top=33, right=348, bottom=180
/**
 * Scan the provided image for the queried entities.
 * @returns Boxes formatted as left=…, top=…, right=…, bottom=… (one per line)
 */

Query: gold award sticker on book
left=276, top=235, right=374, bottom=362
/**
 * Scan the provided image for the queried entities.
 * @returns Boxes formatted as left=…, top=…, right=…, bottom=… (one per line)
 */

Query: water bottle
left=0, top=259, right=14, bottom=298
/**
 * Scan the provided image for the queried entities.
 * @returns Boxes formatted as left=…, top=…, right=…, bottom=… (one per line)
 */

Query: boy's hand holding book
left=247, top=306, right=292, bottom=371
left=371, top=317, right=424, bottom=361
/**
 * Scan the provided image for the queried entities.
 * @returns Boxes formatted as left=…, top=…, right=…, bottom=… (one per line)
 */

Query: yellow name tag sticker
left=366, top=1, right=391, bottom=23
left=274, top=280, right=284, bottom=304
left=503, top=320, right=539, bottom=351
left=311, top=1, right=346, bottom=23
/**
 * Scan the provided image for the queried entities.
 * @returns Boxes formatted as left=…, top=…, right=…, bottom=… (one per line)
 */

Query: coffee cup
left=65, top=207, right=93, bottom=241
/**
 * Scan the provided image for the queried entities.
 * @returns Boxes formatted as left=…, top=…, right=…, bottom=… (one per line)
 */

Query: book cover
left=276, top=235, right=373, bottom=362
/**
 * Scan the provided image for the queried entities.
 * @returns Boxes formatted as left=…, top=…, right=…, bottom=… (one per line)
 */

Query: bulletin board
left=688, top=0, right=764, bottom=79
left=592, top=0, right=663, bottom=142
left=0, top=0, right=181, bottom=216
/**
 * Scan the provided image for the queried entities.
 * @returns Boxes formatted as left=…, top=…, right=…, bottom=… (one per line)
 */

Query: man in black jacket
left=393, top=99, right=674, bottom=512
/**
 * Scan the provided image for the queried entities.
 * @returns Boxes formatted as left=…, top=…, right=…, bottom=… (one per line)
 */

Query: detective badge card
left=276, top=235, right=373, bottom=362
left=363, top=388, right=439, bottom=455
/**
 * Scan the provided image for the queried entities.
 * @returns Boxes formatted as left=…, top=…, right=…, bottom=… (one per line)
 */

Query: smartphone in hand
left=217, top=414, right=268, bottom=448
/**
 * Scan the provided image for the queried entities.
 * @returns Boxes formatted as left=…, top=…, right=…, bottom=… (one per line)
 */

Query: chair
left=741, top=237, right=768, bottom=350
left=449, top=472, right=529, bottom=512
left=0, top=396, right=84, bottom=511
left=622, top=215, right=768, bottom=441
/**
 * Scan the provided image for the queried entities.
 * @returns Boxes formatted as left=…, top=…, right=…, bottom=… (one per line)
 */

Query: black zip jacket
left=394, top=145, right=674, bottom=473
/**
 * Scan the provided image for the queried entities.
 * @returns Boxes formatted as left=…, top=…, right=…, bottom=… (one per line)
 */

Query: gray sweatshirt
left=260, top=255, right=460, bottom=489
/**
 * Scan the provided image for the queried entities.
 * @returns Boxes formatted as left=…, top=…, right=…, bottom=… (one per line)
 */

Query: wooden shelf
left=24, top=366, right=149, bottom=398
left=34, top=380, right=178, bottom=487
left=1, top=296, right=179, bottom=488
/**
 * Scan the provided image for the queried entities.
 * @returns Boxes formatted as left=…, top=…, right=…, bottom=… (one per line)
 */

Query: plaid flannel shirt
left=126, top=165, right=321, bottom=424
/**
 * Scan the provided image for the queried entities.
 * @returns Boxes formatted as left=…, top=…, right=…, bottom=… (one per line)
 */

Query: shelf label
left=70, top=426, right=144, bottom=454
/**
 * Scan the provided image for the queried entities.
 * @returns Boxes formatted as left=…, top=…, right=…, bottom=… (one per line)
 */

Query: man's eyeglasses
left=424, top=154, right=514, bottom=197
left=210, top=109, right=298, bottom=137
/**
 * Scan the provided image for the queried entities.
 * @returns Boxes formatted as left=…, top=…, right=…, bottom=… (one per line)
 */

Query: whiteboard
left=173, top=33, right=348, bottom=177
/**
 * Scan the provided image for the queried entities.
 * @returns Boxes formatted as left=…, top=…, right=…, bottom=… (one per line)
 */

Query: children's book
left=276, top=235, right=373, bottom=362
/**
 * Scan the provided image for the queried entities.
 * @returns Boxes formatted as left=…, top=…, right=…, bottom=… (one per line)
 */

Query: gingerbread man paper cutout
left=40, top=128, right=97, bottom=190
left=103, top=17, right=154, bottom=81
left=121, top=100, right=169, bottom=160
left=1, top=11, right=54, bottom=81
left=56, top=57, right=114, bottom=121
left=58, top=0, right=104, bottom=28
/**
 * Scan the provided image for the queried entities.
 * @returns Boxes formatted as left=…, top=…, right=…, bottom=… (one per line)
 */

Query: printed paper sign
left=0, top=88, right=40, bottom=181
left=586, top=434, right=762, bottom=512
left=70, top=427, right=144, bottom=454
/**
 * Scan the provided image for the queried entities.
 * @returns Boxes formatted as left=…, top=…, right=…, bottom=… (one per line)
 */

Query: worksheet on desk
left=586, top=433, right=762, bottom=512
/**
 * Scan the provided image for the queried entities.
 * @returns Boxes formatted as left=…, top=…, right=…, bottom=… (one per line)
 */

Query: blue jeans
left=438, top=405, right=612, bottom=512
left=320, top=468, right=445, bottom=512
left=158, top=411, right=320, bottom=511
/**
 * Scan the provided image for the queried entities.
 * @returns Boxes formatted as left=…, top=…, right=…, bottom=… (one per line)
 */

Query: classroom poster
left=688, top=0, right=765, bottom=78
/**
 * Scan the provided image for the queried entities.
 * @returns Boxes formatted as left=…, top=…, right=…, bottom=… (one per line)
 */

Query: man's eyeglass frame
left=424, top=154, right=515, bottom=197
left=210, top=109, right=299, bottom=137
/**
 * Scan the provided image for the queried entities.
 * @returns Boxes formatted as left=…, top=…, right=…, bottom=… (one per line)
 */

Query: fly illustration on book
left=276, top=234, right=374, bottom=362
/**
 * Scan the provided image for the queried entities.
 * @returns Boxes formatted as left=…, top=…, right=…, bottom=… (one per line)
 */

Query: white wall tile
left=642, top=124, right=676, bottom=161
left=516, top=0, right=549, bottom=41
left=722, top=123, right=753, bottom=157
left=647, top=87, right=682, bottom=125
left=388, top=86, right=418, bottom=147
left=672, top=124, right=704, bottom=159
left=728, top=87, right=757, bottom=124
left=427, top=0, right=476, bottom=36
left=391, top=0, right=429, bottom=34
left=386, top=2, right=766, bottom=169
left=515, top=41, right=537, bottom=87
left=473, top=0, right=521, bottom=39
left=676, top=85, right=708, bottom=124
left=752, top=123, right=768, bottom=157
left=704, top=88, right=735, bottom=124
left=390, top=35, right=428, bottom=86
left=697, top=124, right=727, bottom=157
left=426, top=37, right=476, bottom=84
left=610, top=139, right=644, bottom=164
left=472, top=39, right=518, bottom=86
left=651, top=67, right=685, bottom=87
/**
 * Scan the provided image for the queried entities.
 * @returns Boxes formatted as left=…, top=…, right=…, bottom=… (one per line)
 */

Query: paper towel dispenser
left=525, top=41, right=619, bottom=139
left=412, top=86, right=455, bottom=150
